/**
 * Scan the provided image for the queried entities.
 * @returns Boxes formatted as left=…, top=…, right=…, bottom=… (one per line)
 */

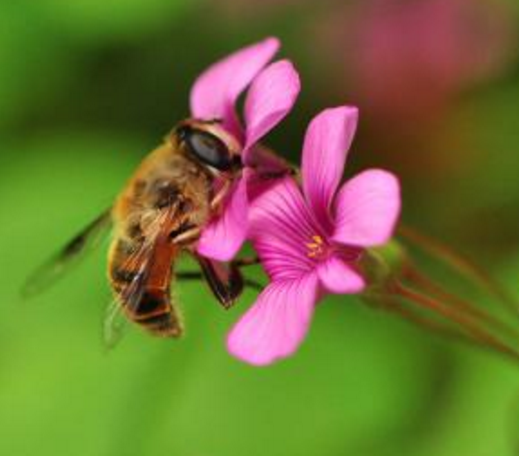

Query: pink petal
left=242, top=60, right=301, bottom=163
left=227, top=274, right=319, bottom=366
left=317, top=254, right=365, bottom=294
left=190, top=37, right=280, bottom=134
left=249, top=177, right=319, bottom=281
left=302, top=106, right=359, bottom=231
left=197, top=177, right=249, bottom=261
left=332, top=169, right=401, bottom=247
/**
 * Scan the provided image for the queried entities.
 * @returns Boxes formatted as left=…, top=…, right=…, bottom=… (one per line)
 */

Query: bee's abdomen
left=129, top=290, right=182, bottom=337
left=108, top=238, right=183, bottom=337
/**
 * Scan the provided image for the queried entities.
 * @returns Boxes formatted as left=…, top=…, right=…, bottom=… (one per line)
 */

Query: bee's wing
left=103, top=235, right=159, bottom=348
left=22, top=209, right=112, bottom=298
left=195, top=255, right=244, bottom=309
left=104, top=297, right=130, bottom=349
left=104, top=208, right=180, bottom=347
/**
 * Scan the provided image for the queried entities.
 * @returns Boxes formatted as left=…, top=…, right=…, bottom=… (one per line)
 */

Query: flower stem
left=398, top=224, right=519, bottom=314
left=401, top=265, right=519, bottom=341
left=391, top=280, right=519, bottom=361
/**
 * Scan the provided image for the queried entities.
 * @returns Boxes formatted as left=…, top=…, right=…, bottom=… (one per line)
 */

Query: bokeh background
left=2, top=0, right=519, bottom=455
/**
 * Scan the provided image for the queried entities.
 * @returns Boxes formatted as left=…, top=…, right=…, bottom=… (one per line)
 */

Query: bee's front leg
left=170, top=225, right=201, bottom=245
left=170, top=179, right=233, bottom=247
left=210, top=179, right=232, bottom=212
left=231, top=256, right=260, bottom=268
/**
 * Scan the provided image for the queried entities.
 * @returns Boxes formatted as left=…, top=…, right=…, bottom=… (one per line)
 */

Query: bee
left=23, top=119, right=258, bottom=343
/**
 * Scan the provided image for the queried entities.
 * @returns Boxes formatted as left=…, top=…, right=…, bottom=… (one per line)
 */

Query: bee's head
left=172, top=119, right=242, bottom=176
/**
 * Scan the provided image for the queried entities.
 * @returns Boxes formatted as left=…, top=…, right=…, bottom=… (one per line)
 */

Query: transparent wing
left=103, top=236, right=157, bottom=348
left=22, top=209, right=112, bottom=299
left=103, top=208, right=177, bottom=347
left=103, top=297, right=129, bottom=350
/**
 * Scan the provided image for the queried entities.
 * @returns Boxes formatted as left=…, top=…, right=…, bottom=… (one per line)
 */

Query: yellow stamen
left=306, top=235, right=325, bottom=258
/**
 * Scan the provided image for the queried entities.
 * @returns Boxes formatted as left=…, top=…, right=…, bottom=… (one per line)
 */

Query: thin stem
left=402, top=264, right=519, bottom=341
left=370, top=292, right=469, bottom=340
left=392, top=280, right=519, bottom=361
left=398, top=224, right=519, bottom=314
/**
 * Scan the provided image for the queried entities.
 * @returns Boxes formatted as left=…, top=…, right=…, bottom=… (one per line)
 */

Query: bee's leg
left=170, top=226, right=201, bottom=245
left=257, top=168, right=298, bottom=181
left=210, top=179, right=232, bottom=211
left=241, top=277, right=264, bottom=291
left=196, top=256, right=244, bottom=309
left=176, top=254, right=265, bottom=309
left=246, top=146, right=298, bottom=181
left=176, top=271, right=263, bottom=292
left=231, top=255, right=260, bottom=268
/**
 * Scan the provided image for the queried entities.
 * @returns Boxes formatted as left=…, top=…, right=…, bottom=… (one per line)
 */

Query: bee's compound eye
left=181, top=128, right=233, bottom=171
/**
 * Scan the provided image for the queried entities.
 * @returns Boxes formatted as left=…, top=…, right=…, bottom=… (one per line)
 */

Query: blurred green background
left=2, top=0, right=519, bottom=455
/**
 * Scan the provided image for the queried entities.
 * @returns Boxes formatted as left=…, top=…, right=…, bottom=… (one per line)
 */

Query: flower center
left=306, top=235, right=328, bottom=260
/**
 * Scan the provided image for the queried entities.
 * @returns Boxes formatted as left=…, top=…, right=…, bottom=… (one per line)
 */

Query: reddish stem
left=398, top=224, right=519, bottom=314
left=402, top=264, right=519, bottom=341
left=392, top=280, right=519, bottom=361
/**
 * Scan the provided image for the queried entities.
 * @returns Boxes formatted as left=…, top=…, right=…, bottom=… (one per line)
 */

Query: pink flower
left=190, top=37, right=301, bottom=261
left=318, top=0, right=517, bottom=125
left=227, top=107, right=401, bottom=365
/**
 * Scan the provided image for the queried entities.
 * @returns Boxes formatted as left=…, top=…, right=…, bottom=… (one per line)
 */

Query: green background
left=1, top=0, right=519, bottom=455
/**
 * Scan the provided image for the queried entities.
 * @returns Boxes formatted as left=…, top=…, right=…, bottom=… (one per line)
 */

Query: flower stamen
left=306, top=235, right=326, bottom=259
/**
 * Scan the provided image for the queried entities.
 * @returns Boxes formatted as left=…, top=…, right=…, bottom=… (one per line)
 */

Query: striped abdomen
left=108, top=236, right=183, bottom=337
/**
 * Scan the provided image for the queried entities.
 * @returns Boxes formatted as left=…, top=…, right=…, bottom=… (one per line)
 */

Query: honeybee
left=24, top=119, right=261, bottom=343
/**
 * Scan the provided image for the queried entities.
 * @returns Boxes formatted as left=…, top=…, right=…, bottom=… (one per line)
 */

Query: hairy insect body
left=113, top=143, right=213, bottom=245
left=24, top=119, right=253, bottom=342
